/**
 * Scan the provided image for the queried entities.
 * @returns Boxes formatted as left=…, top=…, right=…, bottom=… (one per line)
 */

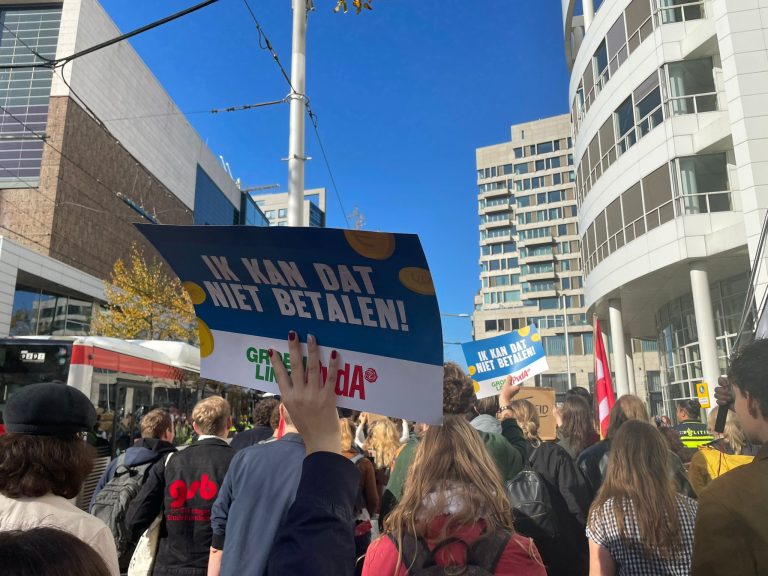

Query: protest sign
left=461, top=325, right=549, bottom=399
left=136, top=225, right=444, bottom=424
left=516, top=387, right=557, bottom=440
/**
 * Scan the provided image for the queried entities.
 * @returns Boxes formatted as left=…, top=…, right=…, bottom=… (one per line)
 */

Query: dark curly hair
left=0, top=527, right=111, bottom=576
left=728, top=339, right=768, bottom=419
left=0, top=434, right=94, bottom=499
left=253, top=398, right=280, bottom=428
left=442, top=362, right=476, bottom=415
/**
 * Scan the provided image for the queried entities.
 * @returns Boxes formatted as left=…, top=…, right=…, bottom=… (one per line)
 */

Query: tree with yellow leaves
left=91, top=243, right=198, bottom=343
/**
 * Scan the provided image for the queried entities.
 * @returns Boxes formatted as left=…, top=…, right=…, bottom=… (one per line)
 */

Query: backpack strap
left=467, top=531, right=512, bottom=573
left=350, top=454, right=365, bottom=465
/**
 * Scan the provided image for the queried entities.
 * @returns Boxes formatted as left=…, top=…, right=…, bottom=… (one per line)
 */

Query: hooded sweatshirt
left=89, top=437, right=176, bottom=510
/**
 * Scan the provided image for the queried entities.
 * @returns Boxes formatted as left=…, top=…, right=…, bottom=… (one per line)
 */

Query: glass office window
left=194, top=165, right=238, bottom=225
left=667, top=58, right=717, bottom=115
left=677, top=153, right=731, bottom=214
left=0, top=7, right=62, bottom=188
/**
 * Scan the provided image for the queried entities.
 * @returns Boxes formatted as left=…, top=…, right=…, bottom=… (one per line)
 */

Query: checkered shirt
left=586, top=494, right=698, bottom=575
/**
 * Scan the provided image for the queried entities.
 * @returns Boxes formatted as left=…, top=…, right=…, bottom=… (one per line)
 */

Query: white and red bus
left=0, top=335, right=237, bottom=456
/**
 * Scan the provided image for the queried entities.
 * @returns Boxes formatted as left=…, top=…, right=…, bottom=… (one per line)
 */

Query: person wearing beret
left=0, top=382, right=120, bottom=576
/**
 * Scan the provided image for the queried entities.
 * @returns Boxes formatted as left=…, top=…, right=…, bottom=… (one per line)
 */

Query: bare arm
left=399, top=419, right=409, bottom=443
left=207, top=547, right=223, bottom=576
left=588, top=539, right=616, bottom=576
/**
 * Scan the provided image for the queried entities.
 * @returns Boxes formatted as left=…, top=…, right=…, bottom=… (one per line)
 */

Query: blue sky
left=100, top=0, right=571, bottom=366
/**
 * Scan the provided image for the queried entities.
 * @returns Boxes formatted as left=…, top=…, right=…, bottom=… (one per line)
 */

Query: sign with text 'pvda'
left=136, top=225, right=444, bottom=424
left=461, top=325, right=549, bottom=399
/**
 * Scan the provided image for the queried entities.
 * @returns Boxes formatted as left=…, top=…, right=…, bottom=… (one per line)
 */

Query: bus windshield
left=0, top=341, right=71, bottom=413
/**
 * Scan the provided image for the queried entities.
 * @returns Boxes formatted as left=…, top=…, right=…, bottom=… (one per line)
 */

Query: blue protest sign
left=461, top=325, right=549, bottom=399
left=136, top=225, right=444, bottom=423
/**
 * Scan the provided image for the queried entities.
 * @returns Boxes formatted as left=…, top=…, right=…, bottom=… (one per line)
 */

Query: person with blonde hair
left=362, top=417, right=405, bottom=498
left=503, top=399, right=590, bottom=576
left=127, top=396, right=234, bottom=576
left=587, top=420, right=698, bottom=575
left=362, top=415, right=545, bottom=575
left=687, top=405, right=760, bottom=495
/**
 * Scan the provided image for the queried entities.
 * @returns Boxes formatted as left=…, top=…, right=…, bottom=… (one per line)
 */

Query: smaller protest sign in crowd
left=0, top=226, right=767, bottom=576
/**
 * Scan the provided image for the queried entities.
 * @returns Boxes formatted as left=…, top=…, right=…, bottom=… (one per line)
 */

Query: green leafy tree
left=91, top=244, right=197, bottom=343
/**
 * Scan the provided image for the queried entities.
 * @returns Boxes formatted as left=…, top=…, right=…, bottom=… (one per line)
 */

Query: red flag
left=594, top=316, right=615, bottom=438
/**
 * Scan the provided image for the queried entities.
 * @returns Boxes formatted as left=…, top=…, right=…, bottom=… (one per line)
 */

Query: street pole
left=563, top=293, right=573, bottom=389
left=287, top=0, right=307, bottom=227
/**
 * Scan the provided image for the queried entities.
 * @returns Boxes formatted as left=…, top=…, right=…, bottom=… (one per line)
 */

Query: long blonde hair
left=383, top=416, right=518, bottom=569
left=340, top=418, right=355, bottom=452
left=364, top=418, right=401, bottom=470
left=588, top=420, right=692, bottom=559
left=707, top=406, right=748, bottom=454
left=508, top=399, right=540, bottom=445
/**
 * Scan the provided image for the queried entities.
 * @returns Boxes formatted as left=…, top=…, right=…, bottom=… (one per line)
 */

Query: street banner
left=461, top=325, right=549, bottom=399
left=516, top=387, right=557, bottom=440
left=136, top=225, right=444, bottom=424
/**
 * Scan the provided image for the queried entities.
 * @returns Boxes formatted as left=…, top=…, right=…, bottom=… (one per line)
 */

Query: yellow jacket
left=692, top=443, right=768, bottom=575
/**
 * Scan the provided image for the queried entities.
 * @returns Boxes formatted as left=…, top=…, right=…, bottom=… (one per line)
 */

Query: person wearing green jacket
left=380, top=364, right=527, bottom=521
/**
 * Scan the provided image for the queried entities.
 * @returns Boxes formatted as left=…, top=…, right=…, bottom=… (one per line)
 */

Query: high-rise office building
left=561, top=0, right=768, bottom=413
left=250, top=188, right=327, bottom=227
left=474, top=115, right=660, bottom=402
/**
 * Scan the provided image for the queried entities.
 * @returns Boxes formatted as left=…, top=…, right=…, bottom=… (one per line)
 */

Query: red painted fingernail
left=331, top=350, right=338, bottom=359
left=268, top=349, right=274, bottom=357
left=288, top=331, right=296, bottom=341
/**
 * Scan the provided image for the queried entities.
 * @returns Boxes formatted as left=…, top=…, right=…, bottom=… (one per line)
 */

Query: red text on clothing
left=169, top=474, right=218, bottom=509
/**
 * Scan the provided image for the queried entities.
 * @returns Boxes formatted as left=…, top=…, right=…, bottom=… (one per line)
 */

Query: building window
left=658, top=0, right=703, bottom=24
left=0, top=6, right=62, bottom=188
left=594, top=39, right=610, bottom=90
left=676, top=153, right=731, bottom=214
left=194, top=166, right=239, bottom=225
left=537, top=141, right=554, bottom=155
left=635, top=72, right=663, bottom=136
left=666, top=58, right=717, bottom=116
left=615, top=97, right=636, bottom=154
left=514, top=147, right=524, bottom=159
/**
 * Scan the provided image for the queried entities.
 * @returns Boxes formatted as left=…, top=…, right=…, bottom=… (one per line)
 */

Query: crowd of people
left=0, top=332, right=766, bottom=575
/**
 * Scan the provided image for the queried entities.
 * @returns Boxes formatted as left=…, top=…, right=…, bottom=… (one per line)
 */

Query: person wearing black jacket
left=230, top=397, right=279, bottom=452
left=577, top=395, right=695, bottom=499
left=127, top=397, right=235, bottom=576
left=504, top=398, right=591, bottom=576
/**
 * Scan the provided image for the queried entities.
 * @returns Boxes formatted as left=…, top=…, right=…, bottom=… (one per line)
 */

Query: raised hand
left=270, top=332, right=341, bottom=455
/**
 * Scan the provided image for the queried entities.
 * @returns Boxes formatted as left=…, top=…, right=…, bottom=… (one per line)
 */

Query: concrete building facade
left=473, top=116, right=661, bottom=403
left=250, top=188, right=327, bottom=227
left=561, top=0, right=768, bottom=415
left=0, top=0, right=265, bottom=337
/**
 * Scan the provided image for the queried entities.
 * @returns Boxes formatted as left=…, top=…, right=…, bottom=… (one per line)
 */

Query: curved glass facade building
left=562, top=0, right=768, bottom=415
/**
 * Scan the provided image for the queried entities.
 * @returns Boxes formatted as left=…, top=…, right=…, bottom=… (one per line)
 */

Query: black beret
left=5, top=382, right=96, bottom=436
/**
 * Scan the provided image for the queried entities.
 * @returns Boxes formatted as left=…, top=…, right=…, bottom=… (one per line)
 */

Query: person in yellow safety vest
left=674, top=398, right=714, bottom=448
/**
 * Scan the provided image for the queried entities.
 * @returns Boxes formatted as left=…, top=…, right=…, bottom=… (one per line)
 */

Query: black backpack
left=90, top=454, right=155, bottom=557
left=386, top=532, right=511, bottom=575
left=504, top=446, right=560, bottom=541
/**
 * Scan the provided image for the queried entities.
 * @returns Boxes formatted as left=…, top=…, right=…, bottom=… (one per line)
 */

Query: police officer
left=674, top=398, right=714, bottom=448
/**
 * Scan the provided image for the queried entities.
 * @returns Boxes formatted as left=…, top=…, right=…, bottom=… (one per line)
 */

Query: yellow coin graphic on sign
left=198, top=318, right=214, bottom=358
left=183, top=281, right=207, bottom=305
left=344, top=230, right=396, bottom=260
left=531, top=333, right=541, bottom=342
left=399, top=267, right=435, bottom=295
left=518, top=326, right=531, bottom=337
left=473, top=380, right=480, bottom=393
left=468, top=365, right=477, bottom=376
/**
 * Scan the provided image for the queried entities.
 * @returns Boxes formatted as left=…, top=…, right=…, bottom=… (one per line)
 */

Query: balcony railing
left=676, top=190, right=731, bottom=215
left=656, top=0, right=705, bottom=25
left=667, top=92, right=718, bottom=116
